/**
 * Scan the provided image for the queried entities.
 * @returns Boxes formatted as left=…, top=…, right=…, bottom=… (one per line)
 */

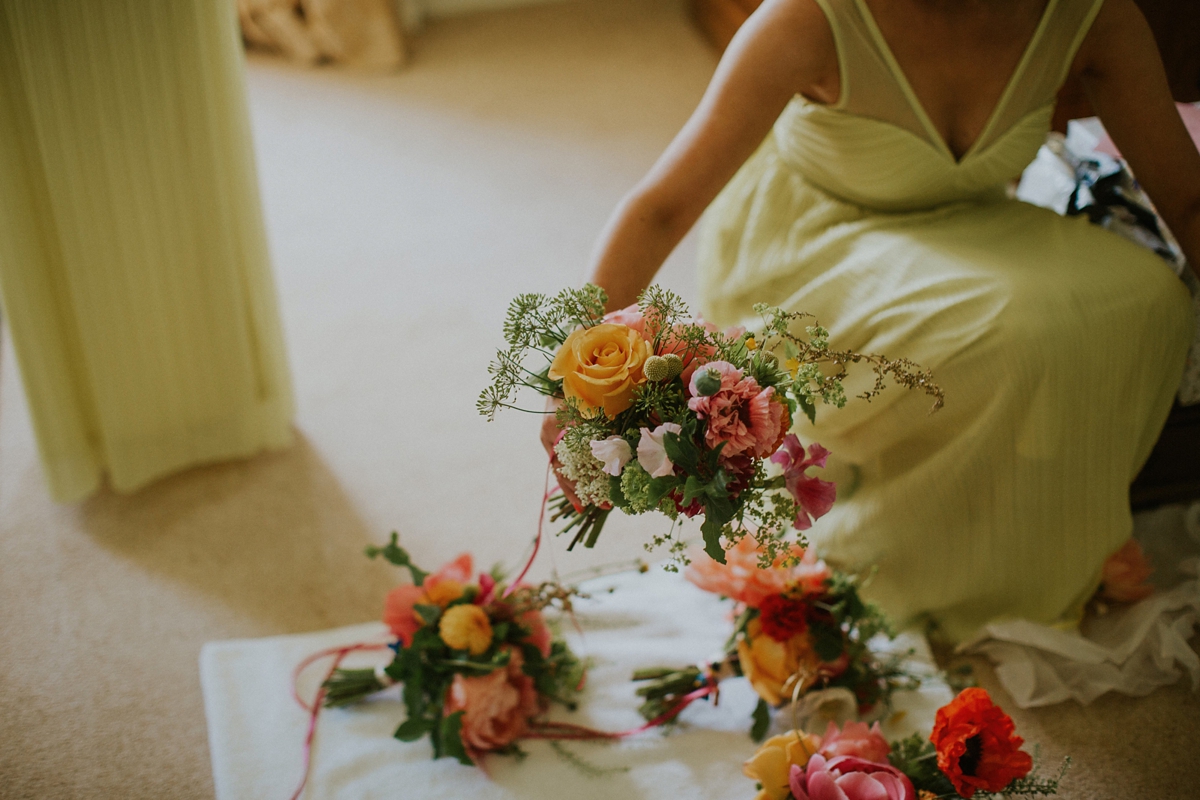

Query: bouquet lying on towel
left=743, top=688, right=1069, bottom=800
left=479, top=284, right=943, bottom=564
left=321, top=536, right=586, bottom=764
left=633, top=539, right=920, bottom=741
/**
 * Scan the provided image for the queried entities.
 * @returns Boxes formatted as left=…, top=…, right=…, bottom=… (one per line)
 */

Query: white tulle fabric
left=961, top=504, right=1200, bottom=707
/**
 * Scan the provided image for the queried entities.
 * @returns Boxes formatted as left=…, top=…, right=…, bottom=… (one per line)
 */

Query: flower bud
left=663, top=353, right=684, bottom=378
left=759, top=350, right=779, bottom=369
left=643, top=355, right=670, bottom=382
left=694, top=367, right=723, bottom=397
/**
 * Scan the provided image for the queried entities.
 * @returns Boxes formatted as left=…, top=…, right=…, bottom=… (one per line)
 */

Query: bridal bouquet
left=744, top=688, right=1069, bottom=800
left=478, top=284, right=942, bottom=564
left=321, top=535, right=586, bottom=764
left=633, top=539, right=919, bottom=740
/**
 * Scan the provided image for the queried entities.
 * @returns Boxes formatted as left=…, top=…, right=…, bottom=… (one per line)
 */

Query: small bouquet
left=744, top=688, right=1069, bottom=800
left=479, top=284, right=941, bottom=565
left=321, top=535, right=586, bottom=764
left=633, top=539, right=919, bottom=740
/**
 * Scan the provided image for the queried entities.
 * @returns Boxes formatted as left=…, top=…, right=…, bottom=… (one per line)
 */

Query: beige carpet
left=0, top=1, right=1196, bottom=797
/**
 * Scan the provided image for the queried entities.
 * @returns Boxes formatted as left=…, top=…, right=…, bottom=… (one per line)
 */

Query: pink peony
left=518, top=609, right=553, bottom=658
left=1098, top=539, right=1154, bottom=603
left=790, top=754, right=915, bottom=800
left=818, top=721, right=891, bottom=764
left=771, top=435, right=836, bottom=531
left=444, top=647, right=543, bottom=757
left=688, top=361, right=789, bottom=459
left=686, top=536, right=832, bottom=608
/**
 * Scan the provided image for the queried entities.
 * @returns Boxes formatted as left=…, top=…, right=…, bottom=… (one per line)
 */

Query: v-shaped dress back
left=698, top=0, right=1193, bottom=642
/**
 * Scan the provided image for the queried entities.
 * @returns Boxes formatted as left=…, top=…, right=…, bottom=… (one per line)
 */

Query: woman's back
left=777, top=0, right=1106, bottom=210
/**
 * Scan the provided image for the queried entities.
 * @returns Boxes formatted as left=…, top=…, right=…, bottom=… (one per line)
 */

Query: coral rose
left=743, top=730, right=821, bottom=800
left=548, top=323, right=651, bottom=419
left=518, top=609, right=553, bottom=658
left=789, top=754, right=915, bottom=800
left=444, top=647, right=543, bottom=757
left=817, top=720, right=891, bottom=764
left=930, top=688, right=1032, bottom=798
left=688, top=361, right=789, bottom=459
left=1098, top=538, right=1154, bottom=603
left=685, top=536, right=832, bottom=608
left=439, top=604, right=494, bottom=655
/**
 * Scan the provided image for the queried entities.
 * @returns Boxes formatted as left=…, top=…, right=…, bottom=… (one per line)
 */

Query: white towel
left=200, top=569, right=951, bottom=800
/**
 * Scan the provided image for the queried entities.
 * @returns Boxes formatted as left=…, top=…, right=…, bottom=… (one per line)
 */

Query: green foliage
left=365, top=532, right=429, bottom=586
left=888, top=734, right=958, bottom=796
left=750, top=699, right=771, bottom=743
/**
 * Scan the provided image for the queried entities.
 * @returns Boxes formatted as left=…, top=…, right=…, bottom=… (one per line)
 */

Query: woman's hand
left=540, top=398, right=582, bottom=511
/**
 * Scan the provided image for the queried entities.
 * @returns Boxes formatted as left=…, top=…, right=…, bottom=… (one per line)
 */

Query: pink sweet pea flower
left=771, top=434, right=836, bottom=531
left=790, top=754, right=915, bottom=800
left=637, top=423, right=682, bottom=478
left=590, top=436, right=633, bottom=476
left=818, top=721, right=891, bottom=764
left=688, top=361, right=789, bottom=459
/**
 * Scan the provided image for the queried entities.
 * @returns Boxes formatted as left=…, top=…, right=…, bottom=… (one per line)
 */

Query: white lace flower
left=637, top=423, right=682, bottom=478
left=589, top=436, right=632, bottom=477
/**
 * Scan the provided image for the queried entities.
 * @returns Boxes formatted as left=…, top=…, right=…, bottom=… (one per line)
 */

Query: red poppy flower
left=758, top=594, right=809, bottom=641
left=930, top=688, right=1033, bottom=798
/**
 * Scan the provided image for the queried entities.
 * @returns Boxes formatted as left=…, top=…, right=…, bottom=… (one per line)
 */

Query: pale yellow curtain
left=0, top=0, right=294, bottom=502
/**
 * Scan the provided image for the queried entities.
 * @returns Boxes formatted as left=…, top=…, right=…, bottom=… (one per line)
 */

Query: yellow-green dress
left=0, top=0, right=293, bottom=501
left=698, top=0, right=1193, bottom=642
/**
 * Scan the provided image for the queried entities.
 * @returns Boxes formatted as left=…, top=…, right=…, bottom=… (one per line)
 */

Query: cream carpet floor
left=1, top=1, right=1196, bottom=797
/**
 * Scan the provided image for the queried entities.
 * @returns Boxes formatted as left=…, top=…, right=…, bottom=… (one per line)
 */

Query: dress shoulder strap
left=808, top=0, right=930, bottom=145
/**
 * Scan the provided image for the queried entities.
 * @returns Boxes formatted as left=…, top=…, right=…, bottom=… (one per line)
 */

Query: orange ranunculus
left=548, top=323, right=651, bottom=419
left=382, top=553, right=475, bottom=646
left=686, top=536, right=831, bottom=608
left=1098, top=538, right=1154, bottom=603
left=737, top=617, right=825, bottom=706
left=439, top=604, right=494, bottom=655
left=930, top=688, right=1032, bottom=798
left=742, top=729, right=821, bottom=800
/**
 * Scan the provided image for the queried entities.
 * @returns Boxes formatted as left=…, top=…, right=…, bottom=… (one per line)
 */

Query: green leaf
left=608, top=474, right=628, bottom=510
left=701, top=517, right=725, bottom=563
left=662, top=431, right=699, bottom=475
left=364, top=533, right=429, bottom=586
left=646, top=475, right=679, bottom=506
left=394, top=717, right=434, bottom=742
left=798, top=394, right=817, bottom=425
left=414, top=604, right=442, bottom=625
left=439, top=711, right=473, bottom=765
left=811, top=621, right=845, bottom=662
left=750, top=698, right=771, bottom=742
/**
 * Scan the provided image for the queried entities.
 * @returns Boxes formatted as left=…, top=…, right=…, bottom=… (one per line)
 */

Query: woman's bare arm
left=1075, top=0, right=1200, bottom=272
left=586, top=0, right=838, bottom=310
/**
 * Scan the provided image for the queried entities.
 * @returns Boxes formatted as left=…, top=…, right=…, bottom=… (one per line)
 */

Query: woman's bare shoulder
left=749, top=0, right=840, bottom=105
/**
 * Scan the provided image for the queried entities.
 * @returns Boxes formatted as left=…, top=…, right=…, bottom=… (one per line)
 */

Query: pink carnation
left=687, top=361, right=789, bottom=459
left=818, top=721, right=891, bottom=764
left=444, top=647, right=543, bottom=758
left=790, top=754, right=915, bottom=800
left=771, top=435, right=836, bottom=531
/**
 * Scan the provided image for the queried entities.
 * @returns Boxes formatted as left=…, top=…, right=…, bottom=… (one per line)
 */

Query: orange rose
left=548, top=323, right=651, bottom=418
left=742, top=730, right=821, bottom=800
left=737, top=617, right=825, bottom=706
